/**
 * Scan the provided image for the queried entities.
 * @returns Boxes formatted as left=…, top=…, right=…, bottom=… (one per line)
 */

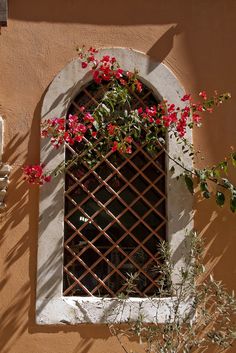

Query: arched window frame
left=36, top=48, right=193, bottom=324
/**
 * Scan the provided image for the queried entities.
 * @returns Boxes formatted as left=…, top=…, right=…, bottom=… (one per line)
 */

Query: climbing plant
left=23, top=47, right=236, bottom=211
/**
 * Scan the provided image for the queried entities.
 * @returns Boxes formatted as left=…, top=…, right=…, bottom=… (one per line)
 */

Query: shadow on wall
left=1, top=1, right=236, bottom=351
left=0, top=91, right=112, bottom=353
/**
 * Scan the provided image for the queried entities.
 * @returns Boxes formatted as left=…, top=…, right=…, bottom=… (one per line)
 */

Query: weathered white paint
left=37, top=296, right=193, bottom=325
left=36, top=48, right=193, bottom=324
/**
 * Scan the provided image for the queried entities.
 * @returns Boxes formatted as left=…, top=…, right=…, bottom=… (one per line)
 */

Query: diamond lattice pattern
left=63, top=81, right=167, bottom=297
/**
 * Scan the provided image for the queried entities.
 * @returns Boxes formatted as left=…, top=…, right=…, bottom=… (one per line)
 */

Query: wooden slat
left=0, top=0, right=7, bottom=27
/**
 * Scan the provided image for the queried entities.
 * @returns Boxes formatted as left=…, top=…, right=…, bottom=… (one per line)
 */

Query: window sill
left=36, top=296, right=192, bottom=324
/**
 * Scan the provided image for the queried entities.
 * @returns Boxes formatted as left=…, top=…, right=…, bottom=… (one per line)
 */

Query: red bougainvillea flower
left=115, top=68, right=123, bottom=79
left=79, top=106, right=86, bottom=112
left=101, top=55, right=110, bottom=62
left=81, top=62, right=88, bottom=69
left=125, top=136, right=133, bottom=144
left=126, top=146, right=132, bottom=154
left=119, top=78, right=127, bottom=86
left=87, top=55, right=95, bottom=62
left=23, top=164, right=51, bottom=185
left=137, top=107, right=143, bottom=114
left=107, top=123, right=117, bottom=136
left=111, top=141, right=118, bottom=152
left=88, top=47, right=98, bottom=53
left=83, top=112, right=95, bottom=123
left=75, top=135, right=83, bottom=142
left=199, top=91, right=207, bottom=100
left=196, top=103, right=204, bottom=112
left=92, top=131, right=98, bottom=138
left=192, top=113, right=201, bottom=123
left=181, top=94, right=191, bottom=102
left=207, top=107, right=213, bottom=113
left=167, top=103, right=176, bottom=113
left=135, top=79, right=142, bottom=93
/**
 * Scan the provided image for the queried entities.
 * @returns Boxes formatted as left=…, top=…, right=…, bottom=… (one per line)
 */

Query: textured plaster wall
left=0, top=1, right=236, bottom=353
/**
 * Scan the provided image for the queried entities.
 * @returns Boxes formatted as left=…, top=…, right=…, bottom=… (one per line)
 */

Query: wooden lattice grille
left=63, top=81, right=167, bottom=297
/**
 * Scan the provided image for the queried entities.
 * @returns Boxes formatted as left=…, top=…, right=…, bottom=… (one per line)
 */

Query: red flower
left=135, top=80, right=142, bottom=93
left=207, top=107, right=213, bottom=113
left=196, top=104, right=204, bottom=112
left=146, top=106, right=157, bottom=117
left=126, top=146, right=132, bottom=154
left=41, top=130, right=48, bottom=137
left=81, top=62, right=88, bottom=69
left=23, top=164, right=51, bottom=185
left=44, top=175, right=52, bottom=183
left=84, top=113, right=95, bottom=123
left=199, top=91, right=207, bottom=100
left=115, top=68, right=123, bottom=79
left=107, top=123, right=116, bottom=136
left=92, top=131, right=98, bottom=138
left=125, top=136, right=133, bottom=143
left=111, top=141, right=118, bottom=152
left=102, top=55, right=110, bottom=62
left=77, top=124, right=87, bottom=134
left=88, top=55, right=95, bottom=62
left=93, top=70, right=102, bottom=84
left=137, top=107, right=143, bottom=114
left=75, top=135, right=83, bottom=142
left=89, top=47, right=98, bottom=53
left=192, top=113, right=201, bottom=123
left=68, top=114, right=78, bottom=125
left=163, top=115, right=171, bottom=127
left=119, top=78, right=127, bottom=86
left=181, top=94, right=191, bottom=102
left=79, top=106, right=85, bottom=112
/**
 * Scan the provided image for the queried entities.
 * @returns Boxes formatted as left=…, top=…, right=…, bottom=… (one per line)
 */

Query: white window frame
left=36, top=48, right=193, bottom=325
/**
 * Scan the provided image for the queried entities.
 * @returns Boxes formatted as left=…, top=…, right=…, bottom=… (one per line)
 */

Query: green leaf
left=218, top=161, right=228, bottom=174
left=200, top=181, right=210, bottom=198
left=230, top=196, right=236, bottom=213
left=203, top=191, right=210, bottom=199
left=200, top=181, right=209, bottom=192
left=199, top=170, right=206, bottom=181
left=231, top=152, right=236, bottom=167
left=184, top=175, right=194, bottom=194
left=216, top=191, right=225, bottom=207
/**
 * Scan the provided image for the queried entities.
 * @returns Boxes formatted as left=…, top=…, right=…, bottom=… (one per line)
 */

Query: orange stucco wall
left=0, top=1, right=236, bottom=352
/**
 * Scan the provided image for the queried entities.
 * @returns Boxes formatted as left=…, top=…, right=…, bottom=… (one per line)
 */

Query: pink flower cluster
left=78, top=47, right=142, bottom=92
left=111, top=136, right=133, bottom=154
left=41, top=112, right=97, bottom=148
left=106, top=123, right=133, bottom=154
left=137, top=91, right=218, bottom=138
left=23, top=164, right=51, bottom=185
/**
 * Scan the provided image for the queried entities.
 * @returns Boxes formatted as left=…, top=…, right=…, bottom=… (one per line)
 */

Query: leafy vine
left=23, top=47, right=235, bottom=211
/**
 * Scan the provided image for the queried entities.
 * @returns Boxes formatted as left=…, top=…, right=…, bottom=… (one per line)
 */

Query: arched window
left=36, top=48, right=193, bottom=324
left=63, top=80, right=166, bottom=297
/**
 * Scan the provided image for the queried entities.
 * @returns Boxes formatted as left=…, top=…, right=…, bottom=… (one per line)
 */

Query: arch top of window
left=37, top=48, right=193, bottom=325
